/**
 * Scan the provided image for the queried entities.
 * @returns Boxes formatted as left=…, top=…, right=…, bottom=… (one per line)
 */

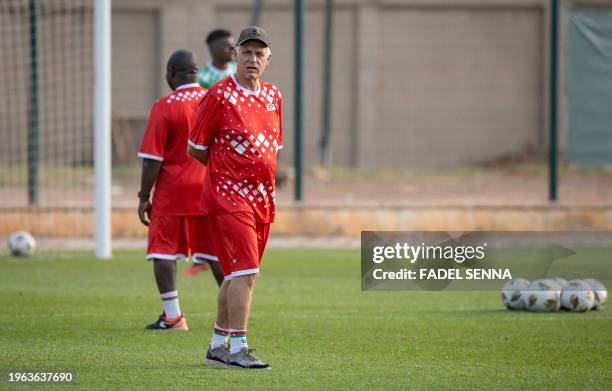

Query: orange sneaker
left=145, top=313, right=189, bottom=331
left=183, top=263, right=210, bottom=276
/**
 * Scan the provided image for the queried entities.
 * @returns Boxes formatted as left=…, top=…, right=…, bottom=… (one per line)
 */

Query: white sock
left=210, top=324, right=229, bottom=349
left=229, top=329, right=248, bottom=354
left=160, top=290, right=181, bottom=319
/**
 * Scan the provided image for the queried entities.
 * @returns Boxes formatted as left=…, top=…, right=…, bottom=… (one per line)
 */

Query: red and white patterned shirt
left=138, top=83, right=208, bottom=216
left=189, top=74, right=283, bottom=223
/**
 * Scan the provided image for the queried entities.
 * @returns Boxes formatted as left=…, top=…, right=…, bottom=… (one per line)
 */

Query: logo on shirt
left=266, top=103, right=277, bottom=112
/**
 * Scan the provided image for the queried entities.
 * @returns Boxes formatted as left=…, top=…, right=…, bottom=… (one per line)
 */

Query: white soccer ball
left=545, top=278, right=562, bottom=294
left=501, top=278, right=530, bottom=310
left=522, top=279, right=561, bottom=312
left=560, top=279, right=595, bottom=312
left=583, top=278, right=608, bottom=310
left=7, top=231, right=36, bottom=257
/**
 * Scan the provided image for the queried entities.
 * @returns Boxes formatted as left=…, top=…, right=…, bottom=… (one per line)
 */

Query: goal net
left=0, top=0, right=95, bottom=255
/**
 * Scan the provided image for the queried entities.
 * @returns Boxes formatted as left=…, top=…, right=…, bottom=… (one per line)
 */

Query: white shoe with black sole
left=227, top=348, right=271, bottom=370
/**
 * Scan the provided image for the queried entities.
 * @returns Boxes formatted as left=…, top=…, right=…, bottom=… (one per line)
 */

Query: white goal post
left=94, top=0, right=111, bottom=259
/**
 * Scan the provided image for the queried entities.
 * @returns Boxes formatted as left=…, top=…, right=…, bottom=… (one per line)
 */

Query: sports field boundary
left=2, top=204, right=612, bottom=238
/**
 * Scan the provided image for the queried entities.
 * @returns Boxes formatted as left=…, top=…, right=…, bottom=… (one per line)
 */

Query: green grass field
left=1, top=249, right=610, bottom=390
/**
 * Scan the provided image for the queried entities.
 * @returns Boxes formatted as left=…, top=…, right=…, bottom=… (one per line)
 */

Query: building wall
left=375, top=7, right=543, bottom=168
left=112, top=10, right=160, bottom=117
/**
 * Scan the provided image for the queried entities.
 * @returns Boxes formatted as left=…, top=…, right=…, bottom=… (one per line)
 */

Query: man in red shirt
left=188, top=27, right=280, bottom=369
left=138, top=49, right=224, bottom=331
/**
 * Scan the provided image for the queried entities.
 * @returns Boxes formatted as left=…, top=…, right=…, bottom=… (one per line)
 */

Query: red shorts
left=209, top=212, right=270, bottom=280
left=146, top=215, right=217, bottom=263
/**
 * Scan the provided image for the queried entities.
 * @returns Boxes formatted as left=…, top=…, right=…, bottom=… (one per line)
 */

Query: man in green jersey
left=196, top=29, right=237, bottom=89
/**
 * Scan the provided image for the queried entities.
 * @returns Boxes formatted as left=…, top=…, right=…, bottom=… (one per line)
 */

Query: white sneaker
left=227, top=348, right=271, bottom=370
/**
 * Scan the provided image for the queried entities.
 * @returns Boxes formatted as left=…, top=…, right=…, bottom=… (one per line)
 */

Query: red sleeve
left=277, top=94, right=283, bottom=151
left=138, top=101, right=167, bottom=161
left=189, top=92, right=222, bottom=151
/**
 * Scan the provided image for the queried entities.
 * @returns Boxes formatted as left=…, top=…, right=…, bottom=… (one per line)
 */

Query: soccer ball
left=560, top=280, right=595, bottom=312
left=7, top=231, right=36, bottom=257
left=522, top=279, right=561, bottom=312
left=501, top=278, right=530, bottom=310
left=583, top=278, right=608, bottom=310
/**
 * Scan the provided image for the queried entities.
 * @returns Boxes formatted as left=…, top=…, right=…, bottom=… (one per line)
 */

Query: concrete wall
left=375, top=7, right=543, bottom=168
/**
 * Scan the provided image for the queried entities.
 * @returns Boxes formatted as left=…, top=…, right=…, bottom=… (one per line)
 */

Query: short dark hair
left=206, top=29, right=233, bottom=45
